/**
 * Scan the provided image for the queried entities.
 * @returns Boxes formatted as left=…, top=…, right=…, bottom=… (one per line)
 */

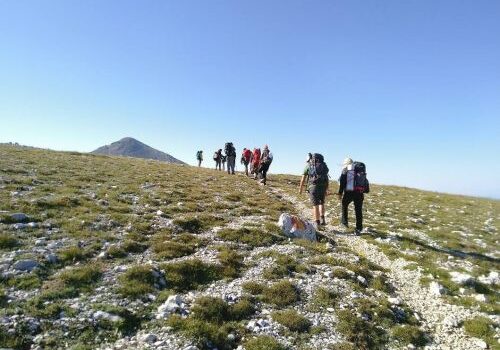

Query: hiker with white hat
left=337, top=157, right=370, bottom=235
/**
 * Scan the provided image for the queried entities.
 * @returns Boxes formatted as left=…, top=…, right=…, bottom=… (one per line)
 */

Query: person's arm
left=299, top=175, right=307, bottom=194
left=338, top=171, right=346, bottom=197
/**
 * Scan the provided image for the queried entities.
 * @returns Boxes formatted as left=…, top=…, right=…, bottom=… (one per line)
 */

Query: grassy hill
left=0, top=145, right=498, bottom=350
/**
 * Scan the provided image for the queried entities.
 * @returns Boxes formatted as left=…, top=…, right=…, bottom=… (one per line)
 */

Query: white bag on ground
left=278, top=213, right=317, bottom=241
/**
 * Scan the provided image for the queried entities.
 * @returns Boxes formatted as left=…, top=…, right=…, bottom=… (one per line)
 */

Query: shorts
left=309, top=185, right=327, bottom=206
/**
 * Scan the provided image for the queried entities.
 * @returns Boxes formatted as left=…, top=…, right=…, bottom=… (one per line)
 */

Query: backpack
left=225, top=142, right=236, bottom=157
left=196, top=151, right=202, bottom=160
left=308, top=153, right=329, bottom=185
left=346, top=161, right=369, bottom=193
left=213, top=152, right=219, bottom=161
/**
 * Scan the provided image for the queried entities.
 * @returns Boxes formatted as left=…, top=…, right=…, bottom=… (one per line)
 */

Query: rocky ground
left=0, top=145, right=499, bottom=350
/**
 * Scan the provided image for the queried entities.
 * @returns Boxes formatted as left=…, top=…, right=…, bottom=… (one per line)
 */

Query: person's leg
left=313, top=205, right=320, bottom=223
left=319, top=204, right=326, bottom=225
left=354, top=193, right=364, bottom=231
left=244, top=163, right=248, bottom=176
left=341, top=193, right=352, bottom=226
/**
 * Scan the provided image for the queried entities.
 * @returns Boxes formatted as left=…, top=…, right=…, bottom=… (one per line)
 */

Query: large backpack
left=346, top=161, right=369, bottom=193
left=225, top=142, right=236, bottom=157
left=196, top=151, right=202, bottom=160
left=213, top=152, right=219, bottom=161
left=308, top=153, right=329, bottom=185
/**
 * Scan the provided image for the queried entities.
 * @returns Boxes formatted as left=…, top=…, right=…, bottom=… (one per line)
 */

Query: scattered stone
left=93, top=311, right=123, bottom=323
left=388, top=297, right=402, bottom=306
left=45, top=254, right=58, bottom=264
left=450, top=271, right=474, bottom=285
left=141, top=333, right=158, bottom=343
left=476, top=339, right=488, bottom=349
left=12, top=259, right=39, bottom=272
left=357, top=275, right=367, bottom=285
left=157, top=295, right=183, bottom=319
left=429, top=281, right=445, bottom=296
left=478, top=271, right=499, bottom=286
left=10, top=213, right=29, bottom=223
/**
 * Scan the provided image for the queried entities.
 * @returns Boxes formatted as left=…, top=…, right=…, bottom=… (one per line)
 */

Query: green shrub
left=191, top=297, right=230, bottom=324
left=310, top=287, right=339, bottom=311
left=242, top=281, right=266, bottom=295
left=391, top=325, right=427, bottom=346
left=7, top=274, right=42, bottom=290
left=0, top=233, right=18, bottom=249
left=92, top=304, right=142, bottom=335
left=262, top=280, right=299, bottom=307
left=58, top=246, right=87, bottom=263
left=463, top=316, right=494, bottom=339
left=218, top=227, right=283, bottom=247
left=59, top=265, right=102, bottom=290
left=336, top=309, right=387, bottom=349
left=263, top=254, right=298, bottom=280
left=370, top=275, right=392, bottom=293
left=118, top=265, right=156, bottom=298
left=162, top=259, right=221, bottom=292
left=107, top=245, right=127, bottom=259
left=230, top=297, right=256, bottom=320
left=152, top=233, right=201, bottom=259
left=272, top=309, right=311, bottom=332
left=244, top=335, right=285, bottom=350
left=218, top=247, right=245, bottom=278
left=122, top=239, right=148, bottom=253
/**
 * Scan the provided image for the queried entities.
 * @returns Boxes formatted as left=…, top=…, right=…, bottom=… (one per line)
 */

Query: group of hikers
left=196, top=143, right=273, bottom=185
left=196, top=148, right=369, bottom=234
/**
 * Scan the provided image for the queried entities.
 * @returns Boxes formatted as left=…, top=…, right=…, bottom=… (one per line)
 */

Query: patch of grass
left=244, top=335, right=286, bottom=350
left=463, top=317, right=495, bottom=346
left=218, top=227, right=284, bottom=247
left=272, top=309, right=311, bottom=332
left=263, top=254, right=299, bottom=280
left=173, top=215, right=225, bottom=233
left=7, top=274, right=42, bottom=290
left=58, top=246, right=89, bottom=263
left=122, top=239, right=148, bottom=253
left=370, top=275, right=393, bottom=293
left=118, top=265, right=156, bottom=298
left=0, top=233, right=18, bottom=249
left=262, top=280, right=299, bottom=307
left=295, top=239, right=330, bottom=254
left=391, top=325, right=427, bottom=346
left=161, top=259, right=221, bottom=292
left=107, top=245, right=127, bottom=259
left=218, top=247, right=245, bottom=278
left=191, top=296, right=256, bottom=324
left=152, top=233, right=201, bottom=259
left=336, top=309, right=388, bottom=349
left=310, top=287, right=339, bottom=311
left=166, top=314, right=241, bottom=350
left=92, top=304, right=142, bottom=335
left=59, top=264, right=103, bottom=290
left=242, top=281, right=266, bottom=295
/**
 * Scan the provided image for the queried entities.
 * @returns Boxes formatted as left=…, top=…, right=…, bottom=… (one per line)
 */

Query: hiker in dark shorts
left=258, top=145, right=273, bottom=185
left=213, top=149, right=223, bottom=171
left=299, top=153, right=329, bottom=230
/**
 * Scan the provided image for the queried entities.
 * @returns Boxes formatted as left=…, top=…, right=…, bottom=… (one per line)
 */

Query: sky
left=0, top=1, right=499, bottom=198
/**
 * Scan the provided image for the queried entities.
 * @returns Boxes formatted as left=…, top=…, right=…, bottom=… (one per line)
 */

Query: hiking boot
left=321, top=221, right=327, bottom=226
left=354, top=229, right=362, bottom=236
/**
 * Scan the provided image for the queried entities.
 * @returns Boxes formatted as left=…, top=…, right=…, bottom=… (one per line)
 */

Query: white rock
left=443, top=315, right=460, bottom=328
left=388, top=297, right=402, bottom=305
left=12, top=259, right=39, bottom=272
left=357, top=275, right=367, bottom=285
left=97, top=251, right=108, bottom=259
left=183, top=346, right=198, bottom=350
left=157, top=295, right=183, bottom=318
left=156, top=210, right=164, bottom=216
left=93, top=311, right=123, bottom=323
left=474, top=294, right=487, bottom=302
left=478, top=271, right=499, bottom=286
left=141, top=333, right=157, bottom=343
left=429, top=281, right=445, bottom=296
left=476, top=339, right=488, bottom=349
left=450, top=271, right=474, bottom=285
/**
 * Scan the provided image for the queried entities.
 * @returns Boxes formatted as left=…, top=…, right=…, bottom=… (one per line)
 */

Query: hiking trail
left=267, top=186, right=492, bottom=350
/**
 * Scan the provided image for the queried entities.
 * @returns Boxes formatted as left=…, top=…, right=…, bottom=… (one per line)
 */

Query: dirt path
left=268, top=186, right=489, bottom=350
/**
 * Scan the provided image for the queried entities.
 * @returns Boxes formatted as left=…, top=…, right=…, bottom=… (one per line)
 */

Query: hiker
left=299, top=153, right=329, bottom=230
left=258, top=145, right=273, bottom=185
left=221, top=154, right=227, bottom=171
left=196, top=150, right=203, bottom=167
left=337, top=157, right=370, bottom=235
left=241, top=148, right=252, bottom=176
left=251, top=148, right=261, bottom=179
left=213, top=149, right=223, bottom=171
left=225, top=142, right=237, bottom=175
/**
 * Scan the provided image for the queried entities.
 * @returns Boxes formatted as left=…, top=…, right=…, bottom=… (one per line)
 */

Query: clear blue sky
left=1, top=1, right=499, bottom=198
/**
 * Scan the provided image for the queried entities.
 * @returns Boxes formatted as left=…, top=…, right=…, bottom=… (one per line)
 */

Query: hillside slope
left=92, top=137, right=185, bottom=164
left=0, top=145, right=498, bottom=350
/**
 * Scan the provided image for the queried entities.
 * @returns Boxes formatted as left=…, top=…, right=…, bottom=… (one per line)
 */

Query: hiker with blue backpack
left=299, top=153, right=330, bottom=230
left=337, top=157, right=370, bottom=235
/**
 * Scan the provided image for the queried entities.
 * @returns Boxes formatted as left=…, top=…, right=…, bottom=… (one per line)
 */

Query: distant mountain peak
left=91, top=137, right=185, bottom=164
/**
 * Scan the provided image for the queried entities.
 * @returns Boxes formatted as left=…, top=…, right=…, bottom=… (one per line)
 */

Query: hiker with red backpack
left=299, top=153, right=330, bottom=230
left=337, top=157, right=370, bottom=235
left=241, top=148, right=252, bottom=176
left=250, top=148, right=261, bottom=179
